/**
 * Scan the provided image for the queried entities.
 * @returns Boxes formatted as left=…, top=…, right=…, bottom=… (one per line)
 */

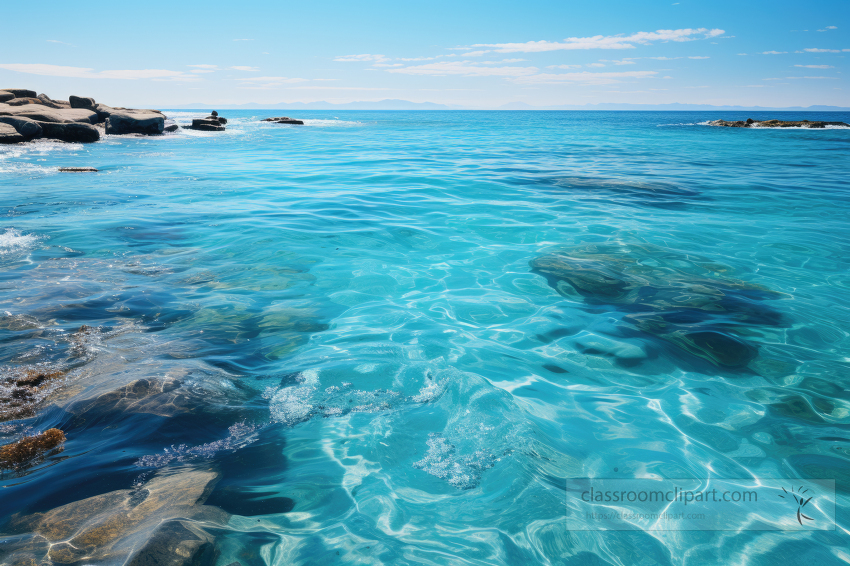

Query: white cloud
left=610, top=59, right=637, bottom=65
left=190, top=69, right=216, bottom=74
left=647, top=56, right=682, bottom=60
left=785, top=76, right=839, bottom=80
left=586, top=63, right=606, bottom=67
left=471, top=28, right=724, bottom=53
left=688, top=56, right=710, bottom=59
left=512, top=70, right=658, bottom=85
left=373, top=63, right=404, bottom=67
left=818, top=26, right=838, bottom=32
left=334, top=54, right=389, bottom=62
left=0, top=63, right=192, bottom=80
left=802, top=47, right=850, bottom=53
left=795, top=64, right=834, bottom=69
left=188, top=64, right=218, bottom=69
left=387, top=61, right=538, bottom=77
left=762, top=51, right=787, bottom=55
left=547, top=64, right=583, bottom=69
left=230, top=66, right=259, bottom=71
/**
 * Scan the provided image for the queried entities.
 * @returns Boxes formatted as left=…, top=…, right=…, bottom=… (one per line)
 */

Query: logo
left=778, top=485, right=814, bottom=525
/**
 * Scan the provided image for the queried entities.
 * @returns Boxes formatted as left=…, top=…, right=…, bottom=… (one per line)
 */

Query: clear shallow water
left=0, top=110, right=849, bottom=564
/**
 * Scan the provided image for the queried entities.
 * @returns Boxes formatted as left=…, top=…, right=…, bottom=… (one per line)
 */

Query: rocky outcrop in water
left=186, top=111, right=227, bottom=131
left=262, top=116, right=304, bottom=124
left=531, top=243, right=786, bottom=369
left=709, top=118, right=850, bottom=128
left=0, top=89, right=168, bottom=143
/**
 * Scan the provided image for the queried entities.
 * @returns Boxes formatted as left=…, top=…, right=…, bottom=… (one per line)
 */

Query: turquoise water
left=1, top=111, right=849, bottom=564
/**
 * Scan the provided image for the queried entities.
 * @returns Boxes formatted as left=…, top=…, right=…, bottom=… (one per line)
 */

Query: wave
left=0, top=228, right=40, bottom=258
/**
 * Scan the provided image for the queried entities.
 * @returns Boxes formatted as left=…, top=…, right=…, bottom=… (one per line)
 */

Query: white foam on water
left=0, top=229, right=39, bottom=257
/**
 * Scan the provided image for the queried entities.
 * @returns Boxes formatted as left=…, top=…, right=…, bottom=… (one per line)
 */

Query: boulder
left=37, top=121, right=100, bottom=143
left=105, top=111, right=164, bottom=135
left=1, top=88, right=37, bottom=98
left=69, top=95, right=96, bottom=109
left=6, top=97, right=44, bottom=106
left=0, top=122, right=25, bottom=144
left=94, top=103, right=117, bottom=122
left=37, top=94, right=70, bottom=108
left=164, top=124, right=179, bottom=132
left=0, top=105, right=98, bottom=124
left=0, top=116, right=42, bottom=140
left=189, top=118, right=225, bottom=132
left=0, top=90, right=14, bottom=102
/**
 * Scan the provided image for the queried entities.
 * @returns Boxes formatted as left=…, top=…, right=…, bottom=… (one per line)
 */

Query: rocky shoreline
left=708, top=118, right=850, bottom=128
left=0, top=89, right=237, bottom=144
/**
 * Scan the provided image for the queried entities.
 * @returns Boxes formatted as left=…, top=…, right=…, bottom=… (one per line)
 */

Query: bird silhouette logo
left=778, top=485, right=814, bottom=525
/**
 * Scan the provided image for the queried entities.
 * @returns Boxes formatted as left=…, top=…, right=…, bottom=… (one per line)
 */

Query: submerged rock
left=59, top=167, right=98, bottom=172
left=531, top=243, right=784, bottom=368
left=2, top=469, right=227, bottom=565
left=708, top=119, right=850, bottom=128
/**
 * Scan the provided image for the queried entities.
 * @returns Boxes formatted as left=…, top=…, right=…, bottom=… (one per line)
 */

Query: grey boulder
left=105, top=111, right=164, bottom=135
left=0, top=123, right=25, bottom=144
left=38, top=94, right=70, bottom=108
left=0, top=116, right=43, bottom=140
left=189, top=118, right=224, bottom=131
left=0, top=106, right=99, bottom=124
left=37, top=121, right=100, bottom=143
left=1, top=88, right=37, bottom=98
left=0, top=91, right=15, bottom=103
left=69, top=95, right=96, bottom=109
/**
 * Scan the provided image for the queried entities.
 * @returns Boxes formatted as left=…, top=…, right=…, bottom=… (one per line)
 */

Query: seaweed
left=0, top=428, right=66, bottom=469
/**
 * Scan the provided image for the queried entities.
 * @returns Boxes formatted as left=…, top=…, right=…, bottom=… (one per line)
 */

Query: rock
left=2, top=469, right=227, bottom=565
left=0, top=90, right=14, bottom=102
left=0, top=116, right=43, bottom=140
left=262, top=116, right=304, bottom=125
left=59, top=167, right=98, bottom=172
left=94, top=103, right=117, bottom=122
left=126, top=521, right=216, bottom=566
left=1, top=88, right=37, bottom=98
left=211, top=110, right=218, bottom=117
left=708, top=118, right=850, bottom=128
left=188, top=118, right=225, bottom=132
left=37, top=94, right=70, bottom=109
left=0, top=122, right=26, bottom=144
left=6, top=97, right=44, bottom=106
left=0, top=104, right=98, bottom=124
left=37, top=121, right=100, bottom=143
left=164, top=124, right=179, bottom=132
left=217, top=117, right=227, bottom=124
left=105, top=111, right=164, bottom=135
left=69, top=95, right=96, bottom=109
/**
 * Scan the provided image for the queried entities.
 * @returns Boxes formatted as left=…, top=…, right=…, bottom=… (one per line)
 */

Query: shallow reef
left=531, top=242, right=786, bottom=369
left=0, top=365, right=67, bottom=422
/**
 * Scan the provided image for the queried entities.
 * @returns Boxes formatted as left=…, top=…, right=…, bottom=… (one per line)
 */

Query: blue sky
left=1, top=0, right=847, bottom=107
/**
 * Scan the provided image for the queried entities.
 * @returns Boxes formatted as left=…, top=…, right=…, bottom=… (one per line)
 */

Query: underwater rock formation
left=262, top=116, right=304, bottom=125
left=0, top=428, right=65, bottom=470
left=531, top=243, right=785, bottom=368
left=0, top=469, right=226, bottom=565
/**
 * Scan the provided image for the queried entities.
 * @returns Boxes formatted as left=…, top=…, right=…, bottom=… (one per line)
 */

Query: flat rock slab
left=0, top=104, right=98, bottom=124
left=105, top=111, right=165, bottom=135
left=59, top=167, right=98, bottom=172
left=1, top=88, right=37, bottom=98
left=709, top=119, right=850, bottom=128
left=0, top=122, right=25, bottom=144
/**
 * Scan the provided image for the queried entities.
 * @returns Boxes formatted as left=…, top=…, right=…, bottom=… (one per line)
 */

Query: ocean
left=1, top=110, right=849, bottom=565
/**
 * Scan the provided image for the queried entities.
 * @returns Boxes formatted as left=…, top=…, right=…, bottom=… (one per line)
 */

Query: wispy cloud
left=688, top=56, right=710, bottom=59
left=547, top=64, right=583, bottom=69
left=794, top=64, right=834, bottom=69
left=762, top=51, right=787, bottom=55
left=513, top=70, right=659, bottom=85
left=800, top=47, right=850, bottom=53
left=230, top=66, right=259, bottom=71
left=817, top=26, right=838, bottom=32
left=470, top=28, right=724, bottom=54
left=334, top=54, right=389, bottom=63
left=188, top=64, right=218, bottom=69
left=586, top=63, right=606, bottom=68
left=387, top=61, right=538, bottom=77
left=0, top=63, right=194, bottom=80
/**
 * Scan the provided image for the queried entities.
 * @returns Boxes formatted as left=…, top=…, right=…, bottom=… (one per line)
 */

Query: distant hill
left=164, top=99, right=850, bottom=111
